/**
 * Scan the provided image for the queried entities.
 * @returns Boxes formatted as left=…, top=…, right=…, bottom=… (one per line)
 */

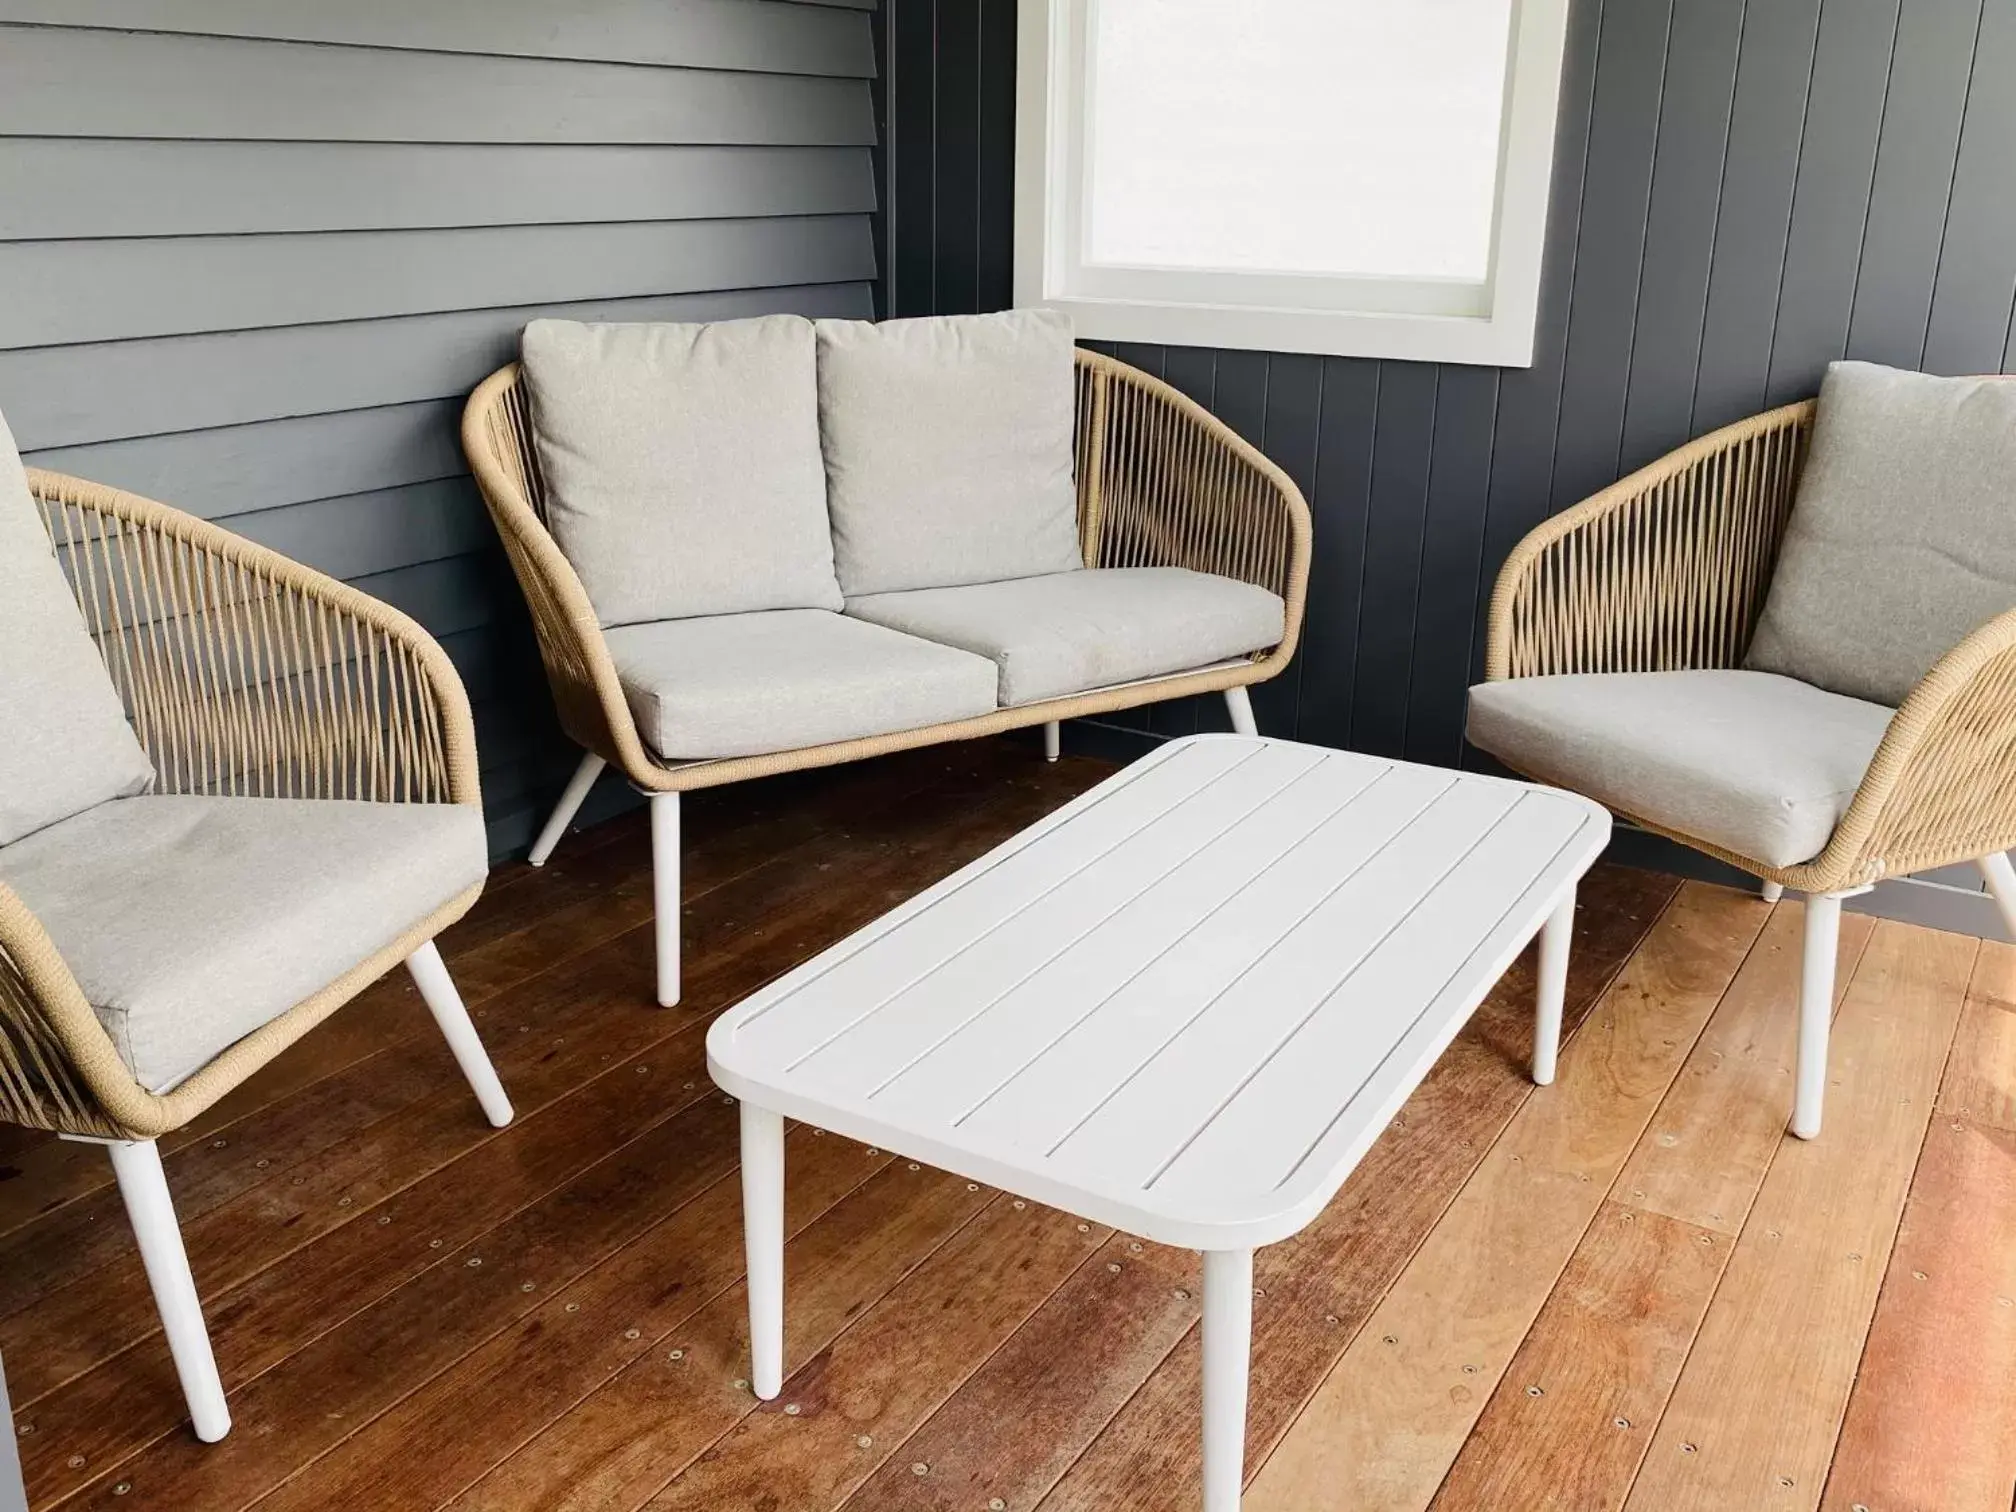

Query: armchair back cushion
left=520, top=316, right=842, bottom=628
left=1745, top=361, right=2016, bottom=705
left=0, top=409, right=154, bottom=846
left=815, top=310, right=1084, bottom=597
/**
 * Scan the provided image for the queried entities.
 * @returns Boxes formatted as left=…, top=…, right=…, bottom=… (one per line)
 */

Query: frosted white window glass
left=1084, top=0, right=1515, bottom=282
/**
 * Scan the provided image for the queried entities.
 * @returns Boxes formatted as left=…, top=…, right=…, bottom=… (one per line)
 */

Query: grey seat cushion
left=815, top=310, right=1085, bottom=597
left=0, top=795, right=487, bottom=1092
left=603, top=610, right=999, bottom=761
left=1465, top=670, right=1895, bottom=868
left=0, top=408, right=154, bottom=846
left=845, top=567, right=1287, bottom=707
left=520, top=316, right=842, bottom=628
left=1746, top=361, right=2016, bottom=705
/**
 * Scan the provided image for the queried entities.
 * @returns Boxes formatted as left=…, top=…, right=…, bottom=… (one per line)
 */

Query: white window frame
left=1013, top=0, right=1572, bottom=367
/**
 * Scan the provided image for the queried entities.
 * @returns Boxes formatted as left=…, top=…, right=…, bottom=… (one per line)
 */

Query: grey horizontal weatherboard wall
left=882, top=0, right=2016, bottom=940
left=0, top=0, right=880, bottom=858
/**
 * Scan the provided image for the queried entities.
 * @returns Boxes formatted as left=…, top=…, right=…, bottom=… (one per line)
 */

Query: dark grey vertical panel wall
left=0, top=1, right=880, bottom=856
left=879, top=0, right=2016, bottom=767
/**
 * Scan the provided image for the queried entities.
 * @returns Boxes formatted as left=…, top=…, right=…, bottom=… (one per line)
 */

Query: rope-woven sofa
left=464, top=314, right=1312, bottom=1008
left=1469, top=361, right=2016, bottom=1140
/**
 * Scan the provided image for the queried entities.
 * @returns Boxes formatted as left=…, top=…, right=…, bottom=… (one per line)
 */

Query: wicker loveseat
left=0, top=435, right=514, bottom=1442
left=464, top=316, right=1312, bottom=1009
left=1471, top=363, right=2016, bottom=1140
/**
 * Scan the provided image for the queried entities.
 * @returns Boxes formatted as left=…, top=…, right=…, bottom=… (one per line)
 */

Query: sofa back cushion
left=1746, top=361, right=2016, bottom=706
left=0, top=410, right=154, bottom=846
left=520, top=316, right=842, bottom=628
left=815, top=310, right=1084, bottom=597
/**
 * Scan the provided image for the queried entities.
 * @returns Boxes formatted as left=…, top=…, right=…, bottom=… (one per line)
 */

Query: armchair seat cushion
left=845, top=567, right=1287, bottom=707
left=0, top=795, right=487, bottom=1092
left=604, top=609, right=999, bottom=762
left=1465, top=670, right=1894, bottom=869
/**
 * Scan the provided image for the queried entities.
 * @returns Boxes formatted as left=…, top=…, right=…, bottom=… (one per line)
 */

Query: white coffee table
left=707, top=735, right=1610, bottom=1509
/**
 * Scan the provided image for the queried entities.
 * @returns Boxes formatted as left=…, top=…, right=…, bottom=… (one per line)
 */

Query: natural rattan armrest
left=25, top=469, right=480, bottom=809
left=1485, top=402, right=1816, bottom=681
left=1784, top=607, right=2016, bottom=892
left=1074, top=349, right=1312, bottom=666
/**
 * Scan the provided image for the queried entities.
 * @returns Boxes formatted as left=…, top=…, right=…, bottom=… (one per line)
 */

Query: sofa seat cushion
left=1746, top=361, right=2016, bottom=705
left=845, top=567, right=1287, bottom=707
left=815, top=310, right=1085, bottom=597
left=603, top=610, right=1000, bottom=762
left=0, top=795, right=487, bottom=1092
left=520, top=316, right=842, bottom=628
left=1465, top=670, right=1894, bottom=869
left=0, top=408, right=154, bottom=846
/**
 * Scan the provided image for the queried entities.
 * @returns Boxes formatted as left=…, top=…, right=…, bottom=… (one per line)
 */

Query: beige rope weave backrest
left=28, top=473, right=471, bottom=805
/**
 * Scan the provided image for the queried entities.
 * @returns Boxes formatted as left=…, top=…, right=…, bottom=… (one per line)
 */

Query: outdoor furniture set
left=1, top=299, right=2010, bottom=1507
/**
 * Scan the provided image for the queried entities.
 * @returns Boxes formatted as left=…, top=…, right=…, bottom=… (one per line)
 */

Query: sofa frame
left=463, top=347, right=1313, bottom=1007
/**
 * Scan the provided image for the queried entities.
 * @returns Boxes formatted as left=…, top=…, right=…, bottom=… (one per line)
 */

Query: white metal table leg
left=1201, top=1248, right=1253, bottom=1512
left=527, top=752, right=606, bottom=866
left=1044, top=720, right=1061, bottom=762
left=1792, top=892, right=1844, bottom=1140
left=407, top=941, right=514, bottom=1128
left=1531, top=886, right=1575, bottom=1086
left=740, top=1102, right=786, bottom=1400
left=651, top=791, right=681, bottom=1008
left=1976, top=852, right=2016, bottom=938
left=106, top=1140, right=232, bottom=1442
left=1223, top=687, right=1258, bottom=737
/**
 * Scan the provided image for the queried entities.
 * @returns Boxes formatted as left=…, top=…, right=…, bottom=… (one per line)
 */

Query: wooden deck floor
left=4, top=736, right=2012, bottom=1511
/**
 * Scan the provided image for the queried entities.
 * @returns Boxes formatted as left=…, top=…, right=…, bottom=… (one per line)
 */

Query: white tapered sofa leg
left=527, top=752, right=607, bottom=866
left=407, top=941, right=514, bottom=1127
left=1791, top=892, right=1844, bottom=1140
left=106, top=1140, right=231, bottom=1443
left=1224, top=687, right=1258, bottom=737
left=1760, top=880, right=1784, bottom=903
left=1043, top=720, right=1061, bottom=762
left=652, top=791, right=681, bottom=1008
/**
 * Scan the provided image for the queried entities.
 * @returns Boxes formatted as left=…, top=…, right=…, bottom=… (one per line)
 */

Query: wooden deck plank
left=439, top=1162, right=995, bottom=1512
left=1819, top=942, right=2016, bottom=1512
left=837, top=1234, right=1198, bottom=1512
left=1035, top=866, right=1681, bottom=1512
left=1239, top=883, right=1768, bottom=1511
left=1429, top=899, right=1874, bottom=1511
left=650, top=1201, right=1110, bottom=1512
left=1622, top=920, right=1976, bottom=1512
left=1615, top=902, right=1877, bottom=1236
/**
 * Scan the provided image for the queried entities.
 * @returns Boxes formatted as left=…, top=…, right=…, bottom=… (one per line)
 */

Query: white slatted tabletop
left=707, top=735, right=1610, bottom=1507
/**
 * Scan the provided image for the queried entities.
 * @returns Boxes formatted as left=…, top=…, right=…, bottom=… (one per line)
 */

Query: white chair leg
left=526, top=752, right=606, bottom=867
left=1976, top=852, right=2016, bottom=939
left=1792, top=892, right=1844, bottom=1140
left=107, top=1140, right=231, bottom=1442
left=1201, top=1248, right=1253, bottom=1512
left=1760, top=880, right=1784, bottom=903
left=1224, top=686, right=1258, bottom=737
left=407, top=941, right=514, bottom=1128
left=1531, top=886, right=1575, bottom=1087
left=652, top=791, right=681, bottom=1008
left=1043, top=720, right=1061, bottom=762
left=739, top=1102, right=786, bottom=1401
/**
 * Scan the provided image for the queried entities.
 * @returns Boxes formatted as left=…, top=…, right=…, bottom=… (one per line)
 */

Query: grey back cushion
left=520, top=316, right=842, bottom=628
left=0, top=410, right=153, bottom=846
left=1746, top=362, right=2016, bottom=705
left=816, top=309, right=1085, bottom=597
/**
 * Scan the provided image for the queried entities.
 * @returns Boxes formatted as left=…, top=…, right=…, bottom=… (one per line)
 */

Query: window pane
left=1084, top=0, right=1515, bottom=282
